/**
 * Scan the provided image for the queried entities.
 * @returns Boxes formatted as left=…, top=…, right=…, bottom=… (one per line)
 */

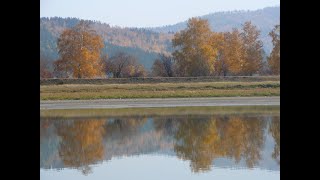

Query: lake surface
left=40, top=106, right=280, bottom=180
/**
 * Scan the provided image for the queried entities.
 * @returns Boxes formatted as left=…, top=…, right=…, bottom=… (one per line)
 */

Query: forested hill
left=149, top=6, right=280, bottom=54
left=40, top=6, right=279, bottom=70
left=40, top=17, right=173, bottom=69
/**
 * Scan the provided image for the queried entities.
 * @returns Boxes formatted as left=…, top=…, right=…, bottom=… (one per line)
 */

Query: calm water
left=40, top=108, right=280, bottom=180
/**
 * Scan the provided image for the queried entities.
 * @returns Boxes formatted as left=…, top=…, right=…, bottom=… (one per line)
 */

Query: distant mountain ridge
left=40, top=6, right=279, bottom=70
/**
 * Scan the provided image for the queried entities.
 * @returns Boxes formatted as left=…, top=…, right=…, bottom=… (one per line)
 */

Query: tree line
left=40, top=18, right=279, bottom=78
left=153, top=18, right=280, bottom=77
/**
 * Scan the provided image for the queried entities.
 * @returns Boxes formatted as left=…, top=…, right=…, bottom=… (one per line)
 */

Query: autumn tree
left=210, top=32, right=226, bottom=76
left=219, top=29, right=245, bottom=75
left=240, top=21, right=264, bottom=75
left=151, top=53, right=175, bottom=77
left=105, top=52, right=146, bottom=78
left=268, top=25, right=280, bottom=75
left=54, top=21, right=105, bottom=78
left=172, top=18, right=220, bottom=76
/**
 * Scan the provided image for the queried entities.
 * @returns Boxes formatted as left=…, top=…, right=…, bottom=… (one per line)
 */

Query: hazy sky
left=40, top=0, right=280, bottom=27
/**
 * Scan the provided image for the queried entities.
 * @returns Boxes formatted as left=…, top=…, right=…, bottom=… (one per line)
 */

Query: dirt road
left=40, top=96, right=280, bottom=110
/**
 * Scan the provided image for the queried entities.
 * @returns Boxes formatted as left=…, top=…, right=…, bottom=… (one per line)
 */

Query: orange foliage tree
left=221, top=29, right=245, bottom=75
left=54, top=21, right=105, bottom=78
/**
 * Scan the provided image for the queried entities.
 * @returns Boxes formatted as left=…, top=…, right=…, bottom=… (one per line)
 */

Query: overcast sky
left=40, top=0, right=280, bottom=27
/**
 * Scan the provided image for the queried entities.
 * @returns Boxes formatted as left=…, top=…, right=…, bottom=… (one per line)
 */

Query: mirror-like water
left=40, top=107, right=280, bottom=180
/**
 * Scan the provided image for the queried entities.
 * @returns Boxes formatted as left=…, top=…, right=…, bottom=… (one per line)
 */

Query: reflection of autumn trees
left=219, top=117, right=266, bottom=168
left=269, top=116, right=280, bottom=164
left=231, top=117, right=265, bottom=168
left=174, top=116, right=267, bottom=172
left=56, top=119, right=106, bottom=175
left=174, top=118, right=221, bottom=172
left=41, top=114, right=279, bottom=174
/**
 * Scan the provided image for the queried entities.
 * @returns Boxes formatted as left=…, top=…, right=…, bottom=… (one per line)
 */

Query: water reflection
left=40, top=114, right=280, bottom=175
left=56, top=119, right=106, bottom=175
left=269, top=117, right=280, bottom=164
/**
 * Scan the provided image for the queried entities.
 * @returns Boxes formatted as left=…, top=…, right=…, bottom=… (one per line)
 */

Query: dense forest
left=40, top=6, right=279, bottom=72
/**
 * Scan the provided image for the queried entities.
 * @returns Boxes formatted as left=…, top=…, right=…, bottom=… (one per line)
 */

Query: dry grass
left=40, top=81, right=280, bottom=100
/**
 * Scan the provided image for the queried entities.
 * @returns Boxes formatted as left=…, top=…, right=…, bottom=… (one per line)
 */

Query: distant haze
left=40, top=0, right=280, bottom=27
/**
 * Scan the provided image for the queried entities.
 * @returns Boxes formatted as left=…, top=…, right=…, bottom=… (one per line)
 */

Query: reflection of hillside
left=103, top=118, right=175, bottom=159
left=40, top=114, right=280, bottom=174
left=40, top=119, right=62, bottom=168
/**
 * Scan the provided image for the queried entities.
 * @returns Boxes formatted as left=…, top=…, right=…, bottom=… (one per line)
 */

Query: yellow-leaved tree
left=222, top=29, right=245, bottom=75
left=240, top=21, right=264, bottom=75
left=54, top=20, right=105, bottom=78
left=172, top=18, right=220, bottom=76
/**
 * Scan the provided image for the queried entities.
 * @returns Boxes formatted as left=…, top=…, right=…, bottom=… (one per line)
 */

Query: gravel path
left=40, top=96, right=280, bottom=110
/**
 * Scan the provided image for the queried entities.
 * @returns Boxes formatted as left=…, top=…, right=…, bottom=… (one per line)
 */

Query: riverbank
left=40, top=103, right=280, bottom=118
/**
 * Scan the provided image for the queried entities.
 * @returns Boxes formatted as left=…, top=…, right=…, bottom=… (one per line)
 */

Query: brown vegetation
left=105, top=52, right=146, bottom=78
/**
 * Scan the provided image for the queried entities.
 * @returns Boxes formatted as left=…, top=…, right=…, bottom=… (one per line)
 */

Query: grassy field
left=40, top=81, right=280, bottom=100
left=40, top=105, right=280, bottom=118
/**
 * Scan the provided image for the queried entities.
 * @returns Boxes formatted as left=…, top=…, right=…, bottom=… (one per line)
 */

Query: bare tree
left=151, top=53, right=175, bottom=77
left=105, top=52, right=146, bottom=78
left=40, top=56, right=53, bottom=79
